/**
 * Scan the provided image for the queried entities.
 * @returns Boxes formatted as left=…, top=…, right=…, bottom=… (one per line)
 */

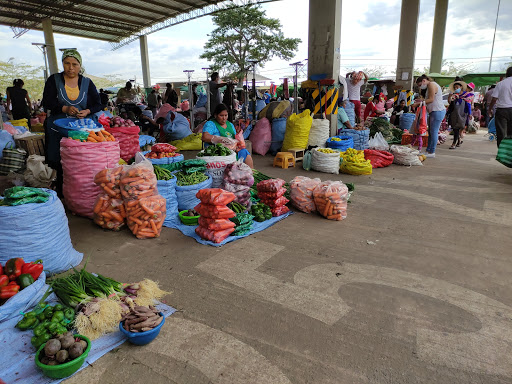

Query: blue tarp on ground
left=0, top=294, right=175, bottom=384
left=164, top=211, right=293, bottom=247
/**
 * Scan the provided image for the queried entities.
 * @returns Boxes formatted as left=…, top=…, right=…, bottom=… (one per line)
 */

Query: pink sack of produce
left=106, top=117, right=140, bottom=162
left=60, top=138, right=121, bottom=218
left=249, top=117, right=272, bottom=156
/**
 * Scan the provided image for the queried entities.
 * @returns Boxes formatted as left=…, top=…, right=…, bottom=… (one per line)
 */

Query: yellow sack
left=171, top=133, right=203, bottom=151
left=10, top=118, right=29, bottom=130
left=340, top=159, right=373, bottom=175
left=282, top=110, right=313, bottom=151
left=258, top=104, right=270, bottom=120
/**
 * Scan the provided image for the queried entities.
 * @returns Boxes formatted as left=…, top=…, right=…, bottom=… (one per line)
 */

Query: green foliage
left=0, top=58, right=45, bottom=100
left=200, top=4, right=300, bottom=81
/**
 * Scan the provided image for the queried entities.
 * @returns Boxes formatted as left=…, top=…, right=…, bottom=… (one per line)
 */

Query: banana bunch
left=317, top=148, right=339, bottom=154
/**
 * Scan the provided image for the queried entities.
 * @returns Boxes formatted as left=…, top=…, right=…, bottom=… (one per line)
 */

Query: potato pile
left=40, top=332, right=87, bottom=366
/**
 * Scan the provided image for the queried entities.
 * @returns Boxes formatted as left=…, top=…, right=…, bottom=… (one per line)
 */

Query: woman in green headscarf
left=42, top=49, right=103, bottom=194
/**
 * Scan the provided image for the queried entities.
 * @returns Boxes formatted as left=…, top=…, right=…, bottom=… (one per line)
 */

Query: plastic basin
left=179, top=210, right=200, bottom=225
left=35, top=335, right=91, bottom=379
left=119, top=312, right=165, bottom=345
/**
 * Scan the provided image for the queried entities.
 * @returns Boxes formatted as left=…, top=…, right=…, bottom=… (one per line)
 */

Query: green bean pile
left=175, top=171, right=209, bottom=186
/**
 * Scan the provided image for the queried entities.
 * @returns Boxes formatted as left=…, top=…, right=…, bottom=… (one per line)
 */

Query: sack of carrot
left=87, top=130, right=116, bottom=142
left=290, top=176, right=321, bottom=213
left=120, top=160, right=166, bottom=239
left=93, top=194, right=126, bottom=230
left=194, top=188, right=236, bottom=243
left=94, top=166, right=124, bottom=199
left=312, top=181, right=349, bottom=221
left=125, top=194, right=166, bottom=239
left=120, top=161, right=158, bottom=201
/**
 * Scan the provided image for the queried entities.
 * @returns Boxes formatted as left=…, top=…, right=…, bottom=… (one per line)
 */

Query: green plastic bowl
left=35, top=334, right=91, bottom=379
left=179, top=210, right=200, bottom=225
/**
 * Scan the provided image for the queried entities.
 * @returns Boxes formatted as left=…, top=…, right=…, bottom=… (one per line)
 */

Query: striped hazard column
left=311, top=87, right=339, bottom=115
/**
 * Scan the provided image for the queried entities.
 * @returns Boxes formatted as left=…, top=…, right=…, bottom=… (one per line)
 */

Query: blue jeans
left=427, top=110, right=446, bottom=153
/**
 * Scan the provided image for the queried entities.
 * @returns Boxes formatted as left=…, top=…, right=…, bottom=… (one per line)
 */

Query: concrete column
left=395, top=0, right=420, bottom=90
left=139, top=35, right=151, bottom=88
left=429, top=0, right=449, bottom=74
left=308, top=0, right=342, bottom=135
left=42, top=18, right=59, bottom=75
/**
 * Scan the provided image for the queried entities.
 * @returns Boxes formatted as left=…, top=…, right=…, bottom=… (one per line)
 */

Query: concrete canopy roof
left=0, top=0, right=275, bottom=49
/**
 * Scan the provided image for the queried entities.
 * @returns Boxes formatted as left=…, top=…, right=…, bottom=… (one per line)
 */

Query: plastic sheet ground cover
left=164, top=211, right=293, bottom=246
left=0, top=294, right=176, bottom=384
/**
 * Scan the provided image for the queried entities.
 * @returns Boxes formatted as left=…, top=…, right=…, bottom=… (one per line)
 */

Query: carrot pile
left=87, top=130, right=116, bottom=142
left=290, top=176, right=321, bottom=213
left=93, top=166, right=125, bottom=230
left=120, top=162, right=166, bottom=239
left=124, top=195, right=166, bottom=239
left=312, top=181, right=349, bottom=221
left=93, top=195, right=126, bottom=231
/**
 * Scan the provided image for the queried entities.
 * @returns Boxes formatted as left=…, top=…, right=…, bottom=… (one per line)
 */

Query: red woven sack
left=107, top=126, right=140, bottom=161
left=197, top=217, right=236, bottom=231
left=195, top=226, right=235, bottom=243
left=364, top=149, right=394, bottom=168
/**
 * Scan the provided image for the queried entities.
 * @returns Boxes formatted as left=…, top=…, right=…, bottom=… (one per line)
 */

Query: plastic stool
left=273, top=152, right=295, bottom=169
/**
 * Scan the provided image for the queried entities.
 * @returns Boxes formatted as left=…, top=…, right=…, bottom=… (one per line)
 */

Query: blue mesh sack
left=157, top=178, right=179, bottom=225
left=0, top=189, right=82, bottom=273
left=338, top=129, right=370, bottom=150
left=399, top=113, right=416, bottom=132
left=326, top=135, right=354, bottom=151
left=175, top=175, right=212, bottom=211
left=142, top=150, right=184, bottom=165
left=270, top=118, right=287, bottom=155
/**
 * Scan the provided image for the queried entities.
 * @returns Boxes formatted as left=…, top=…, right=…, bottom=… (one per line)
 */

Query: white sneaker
left=426, top=153, right=436, bottom=158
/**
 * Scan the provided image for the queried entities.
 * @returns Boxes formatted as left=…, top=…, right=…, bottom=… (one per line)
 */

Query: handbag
left=496, top=138, right=512, bottom=168
left=413, top=101, right=428, bottom=135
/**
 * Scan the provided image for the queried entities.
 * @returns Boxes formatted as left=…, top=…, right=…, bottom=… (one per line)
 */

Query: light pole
left=289, top=61, right=303, bottom=114
left=489, top=0, right=501, bottom=72
left=32, top=43, right=52, bottom=80
left=202, top=67, right=211, bottom=118
left=247, top=59, right=259, bottom=122
left=184, top=70, right=195, bottom=132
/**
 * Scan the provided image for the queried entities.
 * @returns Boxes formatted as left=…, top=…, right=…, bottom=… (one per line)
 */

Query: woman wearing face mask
left=447, top=81, right=469, bottom=149
left=414, top=74, right=446, bottom=158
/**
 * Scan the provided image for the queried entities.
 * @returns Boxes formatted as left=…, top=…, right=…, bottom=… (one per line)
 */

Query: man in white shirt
left=345, top=71, right=368, bottom=123
left=488, top=67, right=512, bottom=147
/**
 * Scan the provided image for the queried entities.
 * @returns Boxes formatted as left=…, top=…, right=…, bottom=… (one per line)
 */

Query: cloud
left=359, top=2, right=401, bottom=27
left=448, top=0, right=512, bottom=31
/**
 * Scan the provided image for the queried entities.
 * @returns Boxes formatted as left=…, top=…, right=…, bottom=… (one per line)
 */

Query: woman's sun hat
left=448, top=81, right=467, bottom=93
left=467, top=82, right=475, bottom=90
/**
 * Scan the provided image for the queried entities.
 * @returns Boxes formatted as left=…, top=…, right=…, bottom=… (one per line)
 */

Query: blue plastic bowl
left=119, top=312, right=165, bottom=345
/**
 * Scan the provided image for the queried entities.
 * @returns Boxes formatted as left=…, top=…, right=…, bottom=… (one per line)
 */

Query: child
left=410, top=101, right=427, bottom=151
left=447, top=81, right=469, bottom=149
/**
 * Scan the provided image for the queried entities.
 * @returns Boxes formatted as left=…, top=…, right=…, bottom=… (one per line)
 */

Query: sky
left=1, top=0, right=511, bottom=85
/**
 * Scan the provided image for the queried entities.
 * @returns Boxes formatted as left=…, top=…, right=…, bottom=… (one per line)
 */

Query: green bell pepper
left=31, top=333, right=51, bottom=349
left=25, top=311, right=36, bottom=318
left=47, top=322, right=60, bottom=334
left=16, top=316, right=39, bottom=330
left=43, top=307, right=53, bottom=319
left=64, top=308, right=75, bottom=320
left=17, top=273, right=35, bottom=290
left=54, top=325, right=68, bottom=335
left=53, top=304, right=63, bottom=311
left=51, top=310, right=65, bottom=323
left=37, top=312, right=46, bottom=322
left=33, top=323, right=47, bottom=337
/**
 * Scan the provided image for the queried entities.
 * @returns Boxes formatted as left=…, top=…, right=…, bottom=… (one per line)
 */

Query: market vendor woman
left=42, top=49, right=102, bottom=193
left=201, top=103, right=253, bottom=168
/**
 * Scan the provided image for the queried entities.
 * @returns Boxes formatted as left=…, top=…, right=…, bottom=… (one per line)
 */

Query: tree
left=344, top=66, right=387, bottom=79
left=200, top=4, right=301, bottom=82
left=0, top=58, right=45, bottom=101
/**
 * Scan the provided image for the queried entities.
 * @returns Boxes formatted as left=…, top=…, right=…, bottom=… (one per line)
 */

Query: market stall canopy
left=0, top=0, right=276, bottom=49
left=461, top=72, right=506, bottom=87
left=427, top=72, right=506, bottom=88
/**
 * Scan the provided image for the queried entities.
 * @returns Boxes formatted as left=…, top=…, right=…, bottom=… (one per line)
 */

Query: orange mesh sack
left=313, top=181, right=349, bottom=221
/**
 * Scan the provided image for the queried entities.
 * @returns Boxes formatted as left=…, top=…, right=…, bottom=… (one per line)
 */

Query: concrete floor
left=65, top=131, right=512, bottom=384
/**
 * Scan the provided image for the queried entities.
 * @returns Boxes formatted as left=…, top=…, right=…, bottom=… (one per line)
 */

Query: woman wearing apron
left=42, top=49, right=102, bottom=195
